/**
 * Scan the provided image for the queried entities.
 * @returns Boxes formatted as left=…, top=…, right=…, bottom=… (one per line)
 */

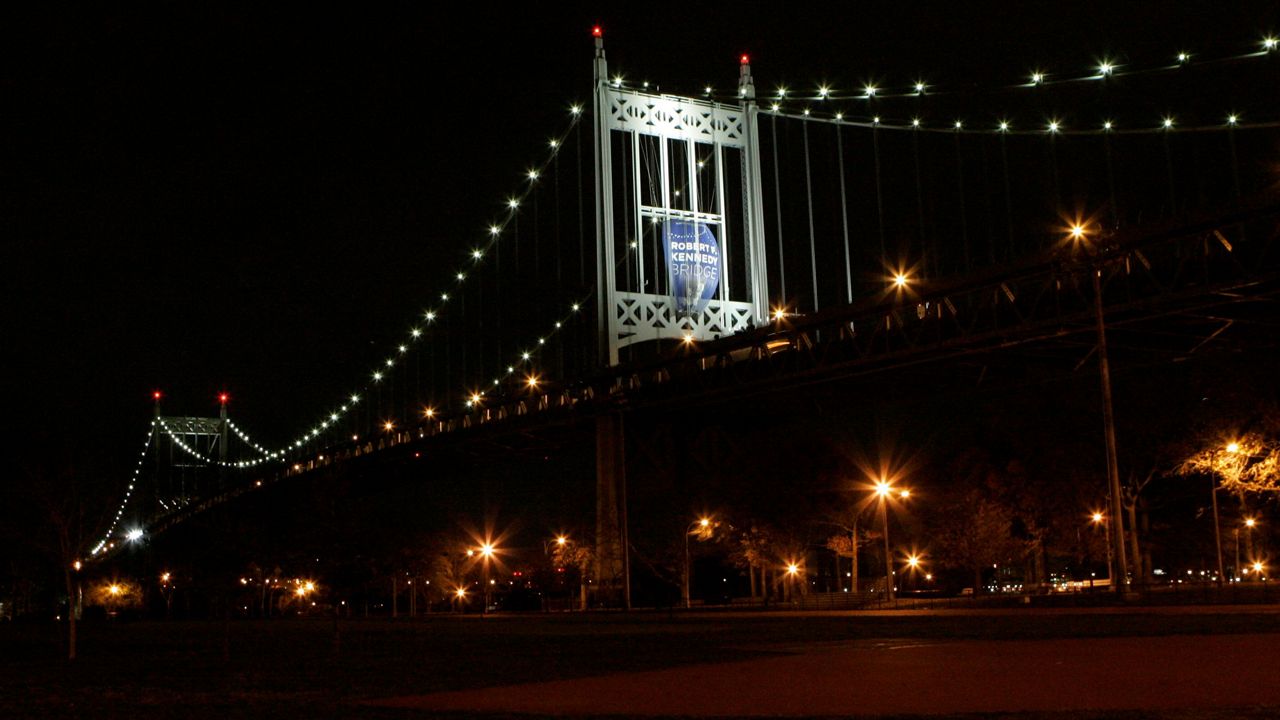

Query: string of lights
left=769, top=108, right=1279, bottom=136
left=681, top=32, right=1280, bottom=103
left=226, top=419, right=278, bottom=459
left=90, top=422, right=155, bottom=557
left=462, top=296, right=593, bottom=410
left=223, top=104, right=587, bottom=459
left=153, top=418, right=281, bottom=470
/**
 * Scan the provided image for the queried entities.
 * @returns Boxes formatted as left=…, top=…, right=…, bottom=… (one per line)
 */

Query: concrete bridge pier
left=594, top=412, right=630, bottom=609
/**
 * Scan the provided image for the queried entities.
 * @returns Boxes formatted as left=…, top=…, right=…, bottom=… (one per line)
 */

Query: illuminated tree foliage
left=1179, top=433, right=1280, bottom=493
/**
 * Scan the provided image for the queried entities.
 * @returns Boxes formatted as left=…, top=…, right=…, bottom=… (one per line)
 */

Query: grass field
left=5, top=608, right=1280, bottom=718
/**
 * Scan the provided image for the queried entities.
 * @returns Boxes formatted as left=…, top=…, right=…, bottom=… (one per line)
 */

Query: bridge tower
left=589, top=29, right=772, bottom=608
left=592, top=29, right=770, bottom=368
left=149, top=394, right=228, bottom=512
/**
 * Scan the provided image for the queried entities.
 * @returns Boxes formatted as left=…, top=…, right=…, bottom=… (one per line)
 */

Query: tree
left=933, top=489, right=1027, bottom=594
left=551, top=538, right=594, bottom=610
left=824, top=532, right=858, bottom=592
left=728, top=524, right=774, bottom=601
left=12, top=455, right=105, bottom=661
left=1180, top=433, right=1280, bottom=494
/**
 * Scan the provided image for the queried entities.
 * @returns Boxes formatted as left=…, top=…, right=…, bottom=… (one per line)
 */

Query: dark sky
left=6, top=2, right=1278, bottom=499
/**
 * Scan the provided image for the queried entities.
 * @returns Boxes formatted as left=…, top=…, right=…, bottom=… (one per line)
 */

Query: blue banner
left=662, top=220, right=720, bottom=315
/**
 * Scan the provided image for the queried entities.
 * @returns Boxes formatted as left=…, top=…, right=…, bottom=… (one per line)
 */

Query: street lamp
left=785, top=562, right=801, bottom=602
left=684, top=517, right=712, bottom=609
left=1090, top=512, right=1113, bottom=587
left=872, top=478, right=908, bottom=602
left=903, top=554, right=923, bottom=594
left=478, top=542, right=496, bottom=613
left=1207, top=443, right=1240, bottom=586
left=1237, top=518, right=1259, bottom=580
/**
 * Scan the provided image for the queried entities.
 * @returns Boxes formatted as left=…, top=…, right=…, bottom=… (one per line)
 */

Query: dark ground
left=5, top=607, right=1280, bottom=718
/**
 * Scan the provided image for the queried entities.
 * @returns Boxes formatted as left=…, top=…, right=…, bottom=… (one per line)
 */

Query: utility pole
left=1092, top=264, right=1130, bottom=595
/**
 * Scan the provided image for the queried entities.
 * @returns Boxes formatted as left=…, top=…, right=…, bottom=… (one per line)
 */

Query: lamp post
left=872, top=479, right=908, bottom=603
left=1091, top=512, right=1112, bottom=587
left=1207, top=443, right=1242, bottom=587
left=1082, top=232, right=1130, bottom=594
left=479, top=542, right=495, bottom=614
left=684, top=517, right=711, bottom=609
left=1237, top=518, right=1258, bottom=580
left=785, top=562, right=800, bottom=604
left=904, top=554, right=922, bottom=595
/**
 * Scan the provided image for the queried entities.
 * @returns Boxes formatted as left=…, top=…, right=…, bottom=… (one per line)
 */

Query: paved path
left=371, top=633, right=1280, bottom=716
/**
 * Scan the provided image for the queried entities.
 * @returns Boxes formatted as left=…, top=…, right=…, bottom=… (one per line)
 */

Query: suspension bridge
left=90, top=28, right=1280, bottom=605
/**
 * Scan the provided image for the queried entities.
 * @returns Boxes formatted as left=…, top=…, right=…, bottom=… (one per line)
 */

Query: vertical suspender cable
left=802, top=119, right=819, bottom=311
left=770, top=113, right=786, bottom=302
left=1227, top=124, right=1241, bottom=203
left=495, top=216, right=502, bottom=366
left=459, top=294, right=466, bottom=400
left=1048, top=134, right=1062, bottom=227
left=1162, top=131, right=1177, bottom=217
left=577, top=121, right=586, bottom=288
left=576, top=123, right=587, bottom=374
left=533, top=187, right=540, bottom=278
left=912, top=127, right=929, bottom=278
left=1104, top=131, right=1120, bottom=229
left=444, top=311, right=451, bottom=410
left=1000, top=132, right=1015, bottom=261
left=981, top=138, right=996, bottom=266
left=873, top=123, right=886, bottom=265
left=954, top=131, right=970, bottom=273
left=836, top=123, right=852, bottom=304
left=554, top=153, right=562, bottom=286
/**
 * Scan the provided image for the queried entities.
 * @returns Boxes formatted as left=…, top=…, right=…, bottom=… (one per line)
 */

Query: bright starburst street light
left=126, top=528, right=144, bottom=542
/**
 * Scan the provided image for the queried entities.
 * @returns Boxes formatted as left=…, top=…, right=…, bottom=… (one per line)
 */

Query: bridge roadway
left=138, top=194, right=1280, bottom=542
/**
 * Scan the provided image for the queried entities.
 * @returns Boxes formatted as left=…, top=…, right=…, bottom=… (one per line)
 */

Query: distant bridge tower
left=592, top=29, right=770, bottom=367
left=149, top=392, right=229, bottom=511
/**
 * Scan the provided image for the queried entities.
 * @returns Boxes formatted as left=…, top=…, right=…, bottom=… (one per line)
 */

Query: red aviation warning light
left=592, top=25, right=602, bottom=38
left=218, top=392, right=229, bottom=404
left=152, top=391, right=162, bottom=401
left=740, top=53, right=750, bottom=65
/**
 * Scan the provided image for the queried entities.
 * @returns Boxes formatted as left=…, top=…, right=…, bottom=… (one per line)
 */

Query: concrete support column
left=595, top=413, right=630, bottom=609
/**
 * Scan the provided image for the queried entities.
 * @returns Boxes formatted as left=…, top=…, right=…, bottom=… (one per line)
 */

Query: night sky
left=6, top=3, right=1279, bottom=520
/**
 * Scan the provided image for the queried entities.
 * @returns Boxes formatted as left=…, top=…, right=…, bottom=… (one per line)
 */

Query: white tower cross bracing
left=594, top=33, right=769, bottom=366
